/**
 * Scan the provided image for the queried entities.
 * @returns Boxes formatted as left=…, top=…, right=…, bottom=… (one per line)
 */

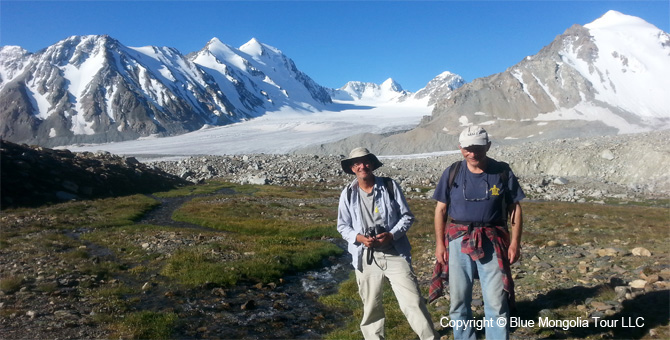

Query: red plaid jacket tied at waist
left=428, top=222, right=515, bottom=309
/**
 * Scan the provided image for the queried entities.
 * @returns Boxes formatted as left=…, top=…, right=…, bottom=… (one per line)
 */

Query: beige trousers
left=355, top=249, right=437, bottom=340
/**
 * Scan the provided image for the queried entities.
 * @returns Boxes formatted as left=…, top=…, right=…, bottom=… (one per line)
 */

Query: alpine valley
left=0, top=10, right=668, bottom=154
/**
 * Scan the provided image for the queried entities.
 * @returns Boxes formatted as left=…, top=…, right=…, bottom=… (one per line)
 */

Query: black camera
left=365, top=225, right=386, bottom=266
left=365, top=225, right=386, bottom=238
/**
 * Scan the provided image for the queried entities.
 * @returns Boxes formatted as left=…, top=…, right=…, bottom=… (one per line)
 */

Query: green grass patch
left=87, top=283, right=136, bottom=314
left=161, top=235, right=342, bottom=287
left=1, top=194, right=158, bottom=231
left=522, top=201, right=669, bottom=252
left=0, top=276, right=23, bottom=294
left=110, top=310, right=178, bottom=339
left=161, top=246, right=239, bottom=286
left=172, top=186, right=340, bottom=239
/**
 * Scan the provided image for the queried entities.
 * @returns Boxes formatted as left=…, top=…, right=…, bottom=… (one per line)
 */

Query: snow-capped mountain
left=423, top=10, right=670, bottom=142
left=430, top=11, right=670, bottom=138
left=0, top=35, right=331, bottom=147
left=191, top=37, right=331, bottom=113
left=304, top=11, right=670, bottom=156
left=329, top=78, right=411, bottom=103
left=412, top=71, right=465, bottom=105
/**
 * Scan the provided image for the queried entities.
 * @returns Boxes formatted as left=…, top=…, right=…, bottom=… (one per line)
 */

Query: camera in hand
left=365, top=225, right=386, bottom=266
left=365, top=225, right=386, bottom=238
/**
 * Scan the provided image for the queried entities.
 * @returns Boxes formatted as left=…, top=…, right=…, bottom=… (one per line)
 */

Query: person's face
left=350, top=157, right=374, bottom=180
left=459, top=143, right=490, bottom=167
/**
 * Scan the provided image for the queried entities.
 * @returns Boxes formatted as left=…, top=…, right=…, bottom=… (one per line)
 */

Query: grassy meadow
left=0, top=180, right=343, bottom=338
left=1, top=179, right=667, bottom=339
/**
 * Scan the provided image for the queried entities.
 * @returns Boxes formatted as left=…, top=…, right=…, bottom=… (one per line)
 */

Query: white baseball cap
left=459, top=126, right=489, bottom=148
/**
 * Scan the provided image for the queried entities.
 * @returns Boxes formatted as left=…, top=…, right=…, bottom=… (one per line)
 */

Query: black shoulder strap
left=447, top=160, right=462, bottom=191
left=382, top=177, right=395, bottom=202
left=498, top=162, right=511, bottom=191
left=347, top=177, right=395, bottom=204
left=495, top=161, right=512, bottom=223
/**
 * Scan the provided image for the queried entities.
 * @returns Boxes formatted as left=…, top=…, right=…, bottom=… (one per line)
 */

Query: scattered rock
left=600, top=149, right=615, bottom=160
left=630, top=279, right=648, bottom=289
left=211, top=288, right=226, bottom=297
left=1, top=140, right=188, bottom=209
left=590, top=301, right=614, bottom=311
left=631, top=247, right=652, bottom=257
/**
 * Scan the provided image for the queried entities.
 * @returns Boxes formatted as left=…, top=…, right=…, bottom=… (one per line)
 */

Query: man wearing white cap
left=429, top=126, right=525, bottom=340
left=337, top=147, right=437, bottom=340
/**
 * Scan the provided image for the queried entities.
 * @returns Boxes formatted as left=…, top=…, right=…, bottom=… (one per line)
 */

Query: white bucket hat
left=340, top=147, right=383, bottom=174
left=459, top=126, right=489, bottom=148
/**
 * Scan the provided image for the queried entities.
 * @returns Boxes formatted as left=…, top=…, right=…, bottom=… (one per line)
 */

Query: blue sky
left=1, top=1, right=668, bottom=92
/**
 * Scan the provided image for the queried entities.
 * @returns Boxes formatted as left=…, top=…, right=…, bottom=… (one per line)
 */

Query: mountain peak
left=207, top=37, right=224, bottom=45
left=239, top=38, right=283, bottom=58
left=435, top=71, right=457, bottom=79
left=240, top=38, right=264, bottom=56
left=586, top=10, right=655, bottom=30
left=381, top=78, right=403, bottom=92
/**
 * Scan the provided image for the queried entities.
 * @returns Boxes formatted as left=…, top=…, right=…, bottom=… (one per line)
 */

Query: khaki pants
left=355, top=249, right=437, bottom=340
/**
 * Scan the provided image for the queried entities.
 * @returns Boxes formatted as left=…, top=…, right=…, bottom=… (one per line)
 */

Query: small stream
left=135, top=190, right=355, bottom=338
left=175, top=244, right=353, bottom=339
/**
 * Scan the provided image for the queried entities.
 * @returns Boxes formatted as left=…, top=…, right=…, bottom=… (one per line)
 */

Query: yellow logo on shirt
left=374, top=206, right=379, bottom=214
left=489, top=185, right=501, bottom=196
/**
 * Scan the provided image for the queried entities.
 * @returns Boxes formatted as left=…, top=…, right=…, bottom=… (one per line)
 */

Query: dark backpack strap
left=499, top=162, right=510, bottom=187
left=381, top=176, right=395, bottom=202
left=495, top=161, right=512, bottom=224
left=447, top=160, right=462, bottom=192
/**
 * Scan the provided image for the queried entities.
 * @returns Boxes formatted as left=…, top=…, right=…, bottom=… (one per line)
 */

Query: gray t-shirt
left=358, top=187, right=391, bottom=250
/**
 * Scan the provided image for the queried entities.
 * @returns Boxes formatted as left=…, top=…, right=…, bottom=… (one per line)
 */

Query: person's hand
left=373, top=232, right=392, bottom=247
left=356, top=234, right=375, bottom=248
left=508, top=242, right=521, bottom=264
left=435, top=244, right=447, bottom=265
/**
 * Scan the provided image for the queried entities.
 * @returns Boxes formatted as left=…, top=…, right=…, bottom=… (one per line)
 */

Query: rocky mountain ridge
left=305, top=11, right=670, bottom=156
left=0, top=35, right=332, bottom=147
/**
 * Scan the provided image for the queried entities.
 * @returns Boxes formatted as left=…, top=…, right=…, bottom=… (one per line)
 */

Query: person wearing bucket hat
left=429, top=126, right=525, bottom=340
left=337, top=147, right=437, bottom=340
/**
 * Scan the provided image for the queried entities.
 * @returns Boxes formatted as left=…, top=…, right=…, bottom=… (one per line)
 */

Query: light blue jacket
left=337, top=176, right=415, bottom=271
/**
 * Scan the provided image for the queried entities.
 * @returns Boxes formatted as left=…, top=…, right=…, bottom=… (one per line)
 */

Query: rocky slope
left=0, top=140, right=188, bottom=209
left=149, top=130, right=670, bottom=202
left=2, top=129, right=667, bottom=210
